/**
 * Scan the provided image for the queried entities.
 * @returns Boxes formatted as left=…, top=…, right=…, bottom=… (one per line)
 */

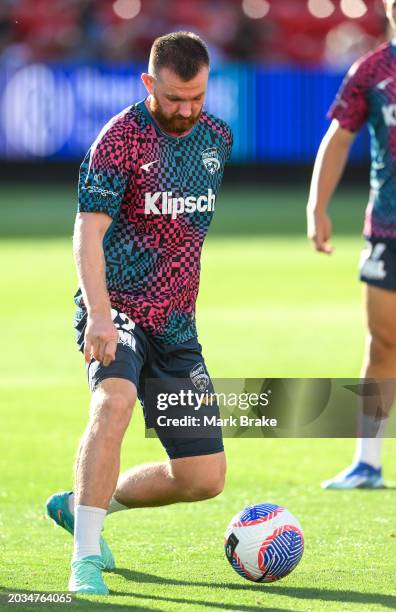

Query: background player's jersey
left=328, top=42, right=396, bottom=242
left=75, top=100, right=233, bottom=344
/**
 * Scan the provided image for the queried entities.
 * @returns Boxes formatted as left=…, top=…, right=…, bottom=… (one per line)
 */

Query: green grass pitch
left=0, top=184, right=395, bottom=611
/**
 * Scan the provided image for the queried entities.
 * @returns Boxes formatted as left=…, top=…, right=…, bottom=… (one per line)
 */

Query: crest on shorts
left=201, top=147, right=220, bottom=175
left=190, top=363, right=210, bottom=392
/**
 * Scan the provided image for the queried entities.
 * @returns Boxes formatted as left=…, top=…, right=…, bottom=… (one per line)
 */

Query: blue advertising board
left=0, top=61, right=369, bottom=163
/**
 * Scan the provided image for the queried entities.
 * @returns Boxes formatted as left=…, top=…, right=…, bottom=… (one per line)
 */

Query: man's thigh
left=90, top=377, right=138, bottom=417
left=170, top=451, right=227, bottom=486
left=75, top=306, right=148, bottom=394
left=141, top=337, right=224, bottom=459
left=363, top=283, right=396, bottom=340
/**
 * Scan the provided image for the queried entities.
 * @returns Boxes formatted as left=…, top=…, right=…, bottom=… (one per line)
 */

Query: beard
left=149, top=95, right=202, bottom=134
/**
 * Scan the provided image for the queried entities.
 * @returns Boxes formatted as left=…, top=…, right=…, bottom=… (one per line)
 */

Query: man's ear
left=141, top=73, right=155, bottom=95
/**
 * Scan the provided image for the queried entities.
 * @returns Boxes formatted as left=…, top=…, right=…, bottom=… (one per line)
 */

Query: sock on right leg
left=353, top=414, right=387, bottom=469
left=73, top=505, right=107, bottom=561
left=353, top=437, right=384, bottom=469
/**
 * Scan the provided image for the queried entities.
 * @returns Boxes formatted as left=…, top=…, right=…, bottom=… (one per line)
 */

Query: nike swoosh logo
left=376, top=77, right=394, bottom=90
left=141, top=160, right=159, bottom=172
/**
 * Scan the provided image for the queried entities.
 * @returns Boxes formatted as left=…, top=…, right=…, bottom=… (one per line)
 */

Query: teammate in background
left=307, top=0, right=396, bottom=489
left=46, top=32, right=233, bottom=594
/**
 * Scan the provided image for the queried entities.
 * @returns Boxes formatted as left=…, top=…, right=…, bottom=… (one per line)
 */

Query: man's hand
left=307, top=209, right=333, bottom=254
left=84, top=313, right=119, bottom=366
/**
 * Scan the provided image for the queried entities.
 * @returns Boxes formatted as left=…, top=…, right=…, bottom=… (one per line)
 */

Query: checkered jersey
left=328, top=42, right=396, bottom=242
left=75, top=100, right=233, bottom=344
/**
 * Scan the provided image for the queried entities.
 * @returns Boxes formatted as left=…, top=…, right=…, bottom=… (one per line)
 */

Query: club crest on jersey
left=201, top=147, right=220, bottom=175
left=190, top=363, right=210, bottom=392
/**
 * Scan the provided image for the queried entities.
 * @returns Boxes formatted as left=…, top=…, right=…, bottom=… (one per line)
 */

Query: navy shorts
left=74, top=307, right=224, bottom=460
left=359, top=239, right=396, bottom=291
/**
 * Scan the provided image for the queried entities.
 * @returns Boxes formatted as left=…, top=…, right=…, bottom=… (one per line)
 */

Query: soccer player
left=46, top=32, right=232, bottom=594
left=307, top=0, right=396, bottom=489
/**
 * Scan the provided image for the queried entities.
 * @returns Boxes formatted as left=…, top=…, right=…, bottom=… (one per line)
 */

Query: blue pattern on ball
left=238, top=503, right=280, bottom=523
left=230, top=556, right=248, bottom=579
left=260, top=529, right=304, bottom=581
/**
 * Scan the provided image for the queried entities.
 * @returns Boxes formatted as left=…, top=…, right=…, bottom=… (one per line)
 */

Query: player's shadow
left=113, top=567, right=396, bottom=609
left=110, top=589, right=295, bottom=612
left=0, top=588, right=293, bottom=612
left=267, top=585, right=396, bottom=609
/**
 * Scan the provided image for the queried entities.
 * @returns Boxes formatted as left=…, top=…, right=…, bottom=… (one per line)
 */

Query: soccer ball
left=224, top=503, right=304, bottom=582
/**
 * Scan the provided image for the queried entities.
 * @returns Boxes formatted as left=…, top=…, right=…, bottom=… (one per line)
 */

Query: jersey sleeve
left=328, top=58, right=370, bottom=132
left=78, top=113, right=132, bottom=219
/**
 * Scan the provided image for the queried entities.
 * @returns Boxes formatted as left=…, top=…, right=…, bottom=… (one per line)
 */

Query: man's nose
left=178, top=103, right=192, bottom=117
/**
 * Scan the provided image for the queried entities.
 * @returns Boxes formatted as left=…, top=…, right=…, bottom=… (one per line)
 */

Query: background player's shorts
left=359, top=239, right=396, bottom=291
left=74, top=306, right=224, bottom=460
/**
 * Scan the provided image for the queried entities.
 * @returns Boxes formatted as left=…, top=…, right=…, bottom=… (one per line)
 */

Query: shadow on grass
left=3, top=572, right=394, bottom=611
left=112, top=589, right=295, bottom=612
left=113, top=567, right=396, bottom=609
left=0, top=587, right=293, bottom=612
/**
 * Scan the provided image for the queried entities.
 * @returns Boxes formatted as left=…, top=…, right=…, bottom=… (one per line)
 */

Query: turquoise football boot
left=68, top=555, right=109, bottom=595
left=46, top=491, right=115, bottom=571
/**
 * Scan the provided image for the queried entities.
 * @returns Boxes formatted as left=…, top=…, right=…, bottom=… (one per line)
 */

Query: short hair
left=149, top=32, right=210, bottom=81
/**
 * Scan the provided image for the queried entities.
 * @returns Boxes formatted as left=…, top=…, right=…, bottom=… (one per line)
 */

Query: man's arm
left=73, top=212, right=118, bottom=366
left=306, top=119, right=356, bottom=254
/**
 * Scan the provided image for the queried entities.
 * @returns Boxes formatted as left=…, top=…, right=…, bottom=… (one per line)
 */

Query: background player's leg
left=323, top=284, right=396, bottom=489
left=113, top=452, right=226, bottom=506
left=73, top=378, right=136, bottom=559
left=353, top=284, right=396, bottom=466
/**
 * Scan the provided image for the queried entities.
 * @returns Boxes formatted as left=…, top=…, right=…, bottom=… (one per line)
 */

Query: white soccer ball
left=224, top=502, right=304, bottom=582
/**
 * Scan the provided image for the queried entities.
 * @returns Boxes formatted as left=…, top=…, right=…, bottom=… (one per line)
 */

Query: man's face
left=142, top=66, right=209, bottom=134
left=385, top=0, right=396, bottom=30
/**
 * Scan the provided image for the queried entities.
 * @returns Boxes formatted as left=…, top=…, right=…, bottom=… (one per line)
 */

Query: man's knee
left=90, top=381, right=136, bottom=435
left=187, top=472, right=225, bottom=501
left=368, top=330, right=396, bottom=365
left=172, top=453, right=226, bottom=501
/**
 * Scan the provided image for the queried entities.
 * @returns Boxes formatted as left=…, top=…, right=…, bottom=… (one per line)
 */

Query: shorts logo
left=190, top=363, right=210, bottom=392
left=360, top=242, right=387, bottom=280
left=111, top=308, right=136, bottom=352
left=201, top=147, right=220, bottom=175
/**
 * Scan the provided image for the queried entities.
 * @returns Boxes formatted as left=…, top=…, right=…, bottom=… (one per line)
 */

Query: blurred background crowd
left=0, top=0, right=389, bottom=67
left=0, top=1, right=390, bottom=164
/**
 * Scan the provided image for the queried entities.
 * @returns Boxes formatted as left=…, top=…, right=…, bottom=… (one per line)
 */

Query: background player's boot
left=46, top=491, right=115, bottom=570
left=321, top=461, right=384, bottom=489
left=68, top=555, right=109, bottom=595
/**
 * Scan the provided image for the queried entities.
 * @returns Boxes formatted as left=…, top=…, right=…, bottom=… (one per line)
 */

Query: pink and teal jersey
left=328, top=41, right=396, bottom=241
left=75, top=100, right=233, bottom=344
